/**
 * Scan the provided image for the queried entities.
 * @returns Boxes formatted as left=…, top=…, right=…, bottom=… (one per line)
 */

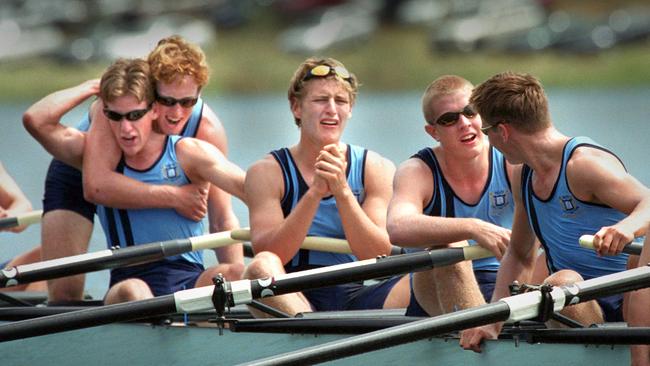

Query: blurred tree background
left=1, top=0, right=649, bottom=100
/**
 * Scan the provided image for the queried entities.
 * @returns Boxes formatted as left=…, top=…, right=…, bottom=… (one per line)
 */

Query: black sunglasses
left=435, top=105, right=477, bottom=126
left=481, top=120, right=505, bottom=134
left=156, top=92, right=199, bottom=108
left=103, top=104, right=152, bottom=122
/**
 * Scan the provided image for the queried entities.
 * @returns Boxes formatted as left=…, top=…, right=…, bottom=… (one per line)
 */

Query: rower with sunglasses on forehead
left=242, top=57, right=410, bottom=317
left=23, top=58, right=246, bottom=304
left=23, top=36, right=244, bottom=306
left=83, top=35, right=245, bottom=287
left=459, top=72, right=650, bottom=361
left=387, top=75, right=522, bottom=324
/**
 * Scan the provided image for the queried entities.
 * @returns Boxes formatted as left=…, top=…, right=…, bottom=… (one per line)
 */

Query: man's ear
left=424, top=124, right=439, bottom=141
left=290, top=97, right=301, bottom=121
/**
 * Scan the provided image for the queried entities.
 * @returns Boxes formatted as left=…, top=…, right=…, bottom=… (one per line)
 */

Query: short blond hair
left=287, top=57, right=359, bottom=126
left=148, top=35, right=210, bottom=88
left=421, top=75, right=473, bottom=125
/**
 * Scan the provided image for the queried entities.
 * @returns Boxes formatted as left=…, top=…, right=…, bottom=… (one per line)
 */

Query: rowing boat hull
left=0, top=322, right=629, bottom=365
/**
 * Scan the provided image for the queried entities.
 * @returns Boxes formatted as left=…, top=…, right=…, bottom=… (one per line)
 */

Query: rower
left=460, top=71, right=650, bottom=353
left=387, top=75, right=522, bottom=319
left=242, top=57, right=410, bottom=317
left=22, top=35, right=244, bottom=305
left=23, top=58, right=246, bottom=304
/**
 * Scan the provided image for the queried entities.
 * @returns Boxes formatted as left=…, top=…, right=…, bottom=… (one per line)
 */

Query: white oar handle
left=189, top=228, right=247, bottom=251
left=579, top=235, right=596, bottom=249
left=0, top=210, right=43, bottom=230
left=579, top=234, right=643, bottom=255
left=463, top=245, right=494, bottom=260
left=17, top=210, right=43, bottom=226
left=231, top=229, right=354, bottom=254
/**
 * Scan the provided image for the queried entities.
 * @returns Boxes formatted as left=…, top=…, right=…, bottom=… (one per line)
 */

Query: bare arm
left=0, top=163, right=33, bottom=233
left=568, top=148, right=650, bottom=255
left=22, top=80, right=99, bottom=168
left=460, top=167, right=538, bottom=352
left=196, top=108, right=240, bottom=232
left=245, top=156, right=322, bottom=263
left=176, top=138, right=246, bottom=203
left=387, top=158, right=510, bottom=258
left=82, top=107, right=208, bottom=221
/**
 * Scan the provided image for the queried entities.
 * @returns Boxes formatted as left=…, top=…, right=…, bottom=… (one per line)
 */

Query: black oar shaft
left=0, top=217, right=19, bottom=230
left=242, top=303, right=511, bottom=366
left=245, top=249, right=469, bottom=302
left=0, top=239, right=193, bottom=287
left=243, top=264, right=650, bottom=366
left=0, top=295, right=176, bottom=342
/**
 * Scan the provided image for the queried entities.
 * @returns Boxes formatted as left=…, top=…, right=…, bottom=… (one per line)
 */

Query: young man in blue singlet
left=23, top=58, right=246, bottom=304
left=460, top=72, right=650, bottom=353
left=242, top=57, right=409, bottom=316
left=23, top=36, right=244, bottom=304
left=387, top=75, right=516, bottom=318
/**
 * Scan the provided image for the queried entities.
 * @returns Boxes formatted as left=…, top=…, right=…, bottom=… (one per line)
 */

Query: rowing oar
left=0, top=210, right=43, bottom=230
left=231, top=229, right=405, bottom=255
left=241, top=264, right=650, bottom=366
left=0, top=245, right=493, bottom=342
left=0, top=230, right=241, bottom=288
left=579, top=234, right=643, bottom=255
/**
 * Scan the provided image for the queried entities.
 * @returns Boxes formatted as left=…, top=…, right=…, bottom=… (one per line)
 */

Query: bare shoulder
left=245, top=155, right=283, bottom=198
left=364, top=150, right=396, bottom=177
left=568, top=145, right=626, bottom=178
left=196, top=103, right=229, bottom=152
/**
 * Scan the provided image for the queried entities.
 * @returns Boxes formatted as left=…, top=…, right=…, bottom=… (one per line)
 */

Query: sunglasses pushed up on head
left=103, top=103, right=153, bottom=122
left=303, top=65, right=352, bottom=83
left=434, top=105, right=477, bottom=126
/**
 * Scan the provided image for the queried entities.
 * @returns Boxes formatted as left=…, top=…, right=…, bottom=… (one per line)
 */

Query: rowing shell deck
left=0, top=321, right=628, bottom=365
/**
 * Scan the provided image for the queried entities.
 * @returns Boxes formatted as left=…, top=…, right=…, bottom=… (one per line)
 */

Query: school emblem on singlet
left=559, top=195, right=578, bottom=215
left=162, top=163, right=179, bottom=180
left=490, top=191, right=508, bottom=209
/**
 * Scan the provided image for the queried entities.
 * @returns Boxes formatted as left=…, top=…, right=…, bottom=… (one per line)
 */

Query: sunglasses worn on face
left=303, top=65, right=352, bottom=83
left=481, top=120, right=504, bottom=134
left=435, top=105, right=477, bottom=126
left=103, top=104, right=152, bottom=122
left=156, top=93, right=199, bottom=108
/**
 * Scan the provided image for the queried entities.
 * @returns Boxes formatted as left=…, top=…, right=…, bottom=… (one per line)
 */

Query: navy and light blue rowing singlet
left=413, top=146, right=513, bottom=272
left=96, top=136, right=204, bottom=266
left=522, top=137, right=628, bottom=279
left=271, top=144, right=367, bottom=272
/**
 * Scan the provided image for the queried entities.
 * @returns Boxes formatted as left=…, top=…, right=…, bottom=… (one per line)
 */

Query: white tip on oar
left=579, top=235, right=596, bottom=249
left=189, top=229, right=247, bottom=251
left=17, top=210, right=43, bottom=226
left=231, top=229, right=354, bottom=254
left=0, top=210, right=43, bottom=230
left=463, top=245, right=494, bottom=260
left=579, top=234, right=643, bottom=255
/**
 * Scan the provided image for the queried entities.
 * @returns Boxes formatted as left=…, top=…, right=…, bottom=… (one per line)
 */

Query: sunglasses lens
left=437, top=112, right=459, bottom=126
left=310, top=65, right=331, bottom=77
left=462, top=106, right=477, bottom=118
left=103, top=109, right=123, bottom=121
left=333, top=66, right=350, bottom=79
left=179, top=98, right=198, bottom=108
left=125, top=109, right=147, bottom=121
left=157, top=96, right=176, bottom=107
